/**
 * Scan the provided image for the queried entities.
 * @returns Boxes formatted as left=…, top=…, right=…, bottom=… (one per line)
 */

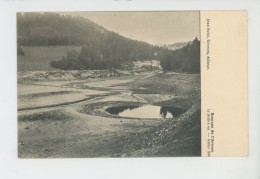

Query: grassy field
left=17, top=46, right=81, bottom=71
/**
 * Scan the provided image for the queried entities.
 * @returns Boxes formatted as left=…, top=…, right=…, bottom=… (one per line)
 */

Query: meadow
left=17, top=46, right=81, bottom=71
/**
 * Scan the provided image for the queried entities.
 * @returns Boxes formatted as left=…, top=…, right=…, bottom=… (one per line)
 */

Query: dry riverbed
left=18, top=71, right=201, bottom=158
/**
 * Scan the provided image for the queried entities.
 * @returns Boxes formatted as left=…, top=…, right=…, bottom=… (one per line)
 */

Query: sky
left=60, top=11, right=200, bottom=45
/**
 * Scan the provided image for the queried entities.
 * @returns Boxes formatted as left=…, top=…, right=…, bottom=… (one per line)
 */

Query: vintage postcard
left=17, top=11, right=247, bottom=158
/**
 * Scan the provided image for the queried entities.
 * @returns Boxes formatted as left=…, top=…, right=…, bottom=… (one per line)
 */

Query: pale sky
left=60, top=11, right=200, bottom=45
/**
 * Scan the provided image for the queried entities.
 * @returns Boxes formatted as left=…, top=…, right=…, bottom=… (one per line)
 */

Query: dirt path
left=18, top=97, right=95, bottom=111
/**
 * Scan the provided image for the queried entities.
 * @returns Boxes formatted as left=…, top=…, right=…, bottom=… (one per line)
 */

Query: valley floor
left=18, top=71, right=201, bottom=158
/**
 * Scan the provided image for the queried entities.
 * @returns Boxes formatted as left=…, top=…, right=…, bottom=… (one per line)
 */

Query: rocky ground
left=18, top=71, right=201, bottom=158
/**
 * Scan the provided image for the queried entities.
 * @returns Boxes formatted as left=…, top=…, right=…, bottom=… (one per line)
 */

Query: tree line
left=160, top=38, right=200, bottom=73
left=50, top=38, right=200, bottom=72
left=17, top=12, right=200, bottom=73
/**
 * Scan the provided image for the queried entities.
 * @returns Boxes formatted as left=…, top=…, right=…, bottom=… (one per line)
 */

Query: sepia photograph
left=17, top=11, right=201, bottom=158
left=0, top=0, right=256, bottom=178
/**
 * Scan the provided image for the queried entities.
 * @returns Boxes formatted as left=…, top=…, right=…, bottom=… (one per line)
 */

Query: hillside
left=18, top=12, right=112, bottom=46
left=17, top=46, right=81, bottom=71
left=160, top=38, right=200, bottom=73
left=17, top=12, right=200, bottom=73
left=17, top=12, right=161, bottom=60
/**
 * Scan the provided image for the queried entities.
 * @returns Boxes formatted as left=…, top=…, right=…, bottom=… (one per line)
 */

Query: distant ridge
left=163, top=41, right=193, bottom=50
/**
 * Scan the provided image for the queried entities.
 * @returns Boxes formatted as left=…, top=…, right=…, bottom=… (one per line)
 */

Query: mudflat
left=18, top=71, right=201, bottom=158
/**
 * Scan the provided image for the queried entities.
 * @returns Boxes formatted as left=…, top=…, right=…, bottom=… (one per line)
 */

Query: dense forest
left=17, top=12, right=200, bottom=73
left=160, top=38, right=200, bottom=73
left=17, top=12, right=160, bottom=58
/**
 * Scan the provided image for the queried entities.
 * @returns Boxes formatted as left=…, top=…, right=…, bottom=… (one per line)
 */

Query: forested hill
left=17, top=12, right=160, bottom=60
left=17, top=13, right=104, bottom=46
left=17, top=12, right=200, bottom=73
left=160, top=38, right=200, bottom=73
